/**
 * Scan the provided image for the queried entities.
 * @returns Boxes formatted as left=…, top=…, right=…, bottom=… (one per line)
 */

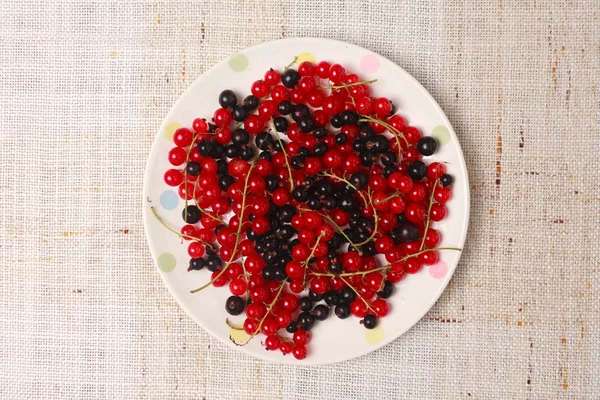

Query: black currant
left=218, top=89, right=237, bottom=109
left=417, top=136, right=438, bottom=156
left=363, top=314, right=378, bottom=329
left=408, top=161, right=427, bottom=181
left=182, top=205, right=201, bottom=224
left=440, top=174, right=454, bottom=187
left=281, top=69, right=300, bottom=88
left=225, top=296, right=245, bottom=316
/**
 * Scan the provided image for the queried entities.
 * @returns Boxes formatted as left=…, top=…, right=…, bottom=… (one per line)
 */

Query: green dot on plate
left=432, top=125, right=451, bottom=145
left=229, top=53, right=249, bottom=72
left=157, top=252, right=176, bottom=272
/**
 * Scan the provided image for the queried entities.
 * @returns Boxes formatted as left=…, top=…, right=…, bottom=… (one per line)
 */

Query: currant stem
left=226, top=318, right=244, bottom=331
left=299, top=207, right=362, bottom=254
left=320, top=79, right=377, bottom=89
left=302, top=231, right=326, bottom=285
left=150, top=206, right=216, bottom=250
left=311, top=247, right=463, bottom=277
left=420, top=179, right=439, bottom=251
left=358, top=115, right=409, bottom=147
left=236, top=281, right=286, bottom=346
left=271, top=119, right=295, bottom=191
left=284, top=56, right=298, bottom=70
left=374, top=191, right=400, bottom=204
left=190, top=163, right=256, bottom=294
left=339, top=276, right=377, bottom=313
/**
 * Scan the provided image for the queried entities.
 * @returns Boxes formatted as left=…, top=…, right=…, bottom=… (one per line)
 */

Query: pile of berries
left=158, top=59, right=456, bottom=360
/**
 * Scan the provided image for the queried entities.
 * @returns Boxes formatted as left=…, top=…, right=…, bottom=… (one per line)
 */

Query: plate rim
left=143, top=37, right=470, bottom=365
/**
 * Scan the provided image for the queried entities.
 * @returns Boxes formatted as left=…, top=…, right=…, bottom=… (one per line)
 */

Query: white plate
left=143, top=38, right=470, bottom=364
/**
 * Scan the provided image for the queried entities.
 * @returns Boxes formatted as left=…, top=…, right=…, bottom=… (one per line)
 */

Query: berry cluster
left=155, top=59, right=459, bottom=360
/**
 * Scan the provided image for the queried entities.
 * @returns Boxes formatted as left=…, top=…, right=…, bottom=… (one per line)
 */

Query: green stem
left=339, top=276, right=377, bottom=313
left=311, top=247, right=463, bottom=277
left=236, top=282, right=286, bottom=345
left=302, top=232, right=326, bottom=285
left=358, top=115, right=409, bottom=148
left=284, top=56, right=298, bottom=70
left=320, top=79, right=377, bottom=89
left=151, top=206, right=215, bottom=250
left=190, top=164, right=256, bottom=294
left=271, top=118, right=295, bottom=191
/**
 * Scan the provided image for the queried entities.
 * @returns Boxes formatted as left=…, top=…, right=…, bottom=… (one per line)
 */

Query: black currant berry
left=281, top=69, right=300, bottom=88
left=218, top=89, right=237, bottom=109
left=417, top=136, right=438, bottom=156
left=225, top=296, right=245, bottom=315
left=182, top=205, right=201, bottom=224
left=440, top=174, right=454, bottom=187
left=334, top=303, right=351, bottom=319
left=363, top=314, right=378, bottom=329
left=408, top=161, right=427, bottom=181
left=312, top=304, right=330, bottom=321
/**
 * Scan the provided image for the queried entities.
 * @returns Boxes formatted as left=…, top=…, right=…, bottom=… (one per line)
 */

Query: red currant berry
left=265, top=334, right=281, bottom=351
left=316, top=61, right=331, bottom=78
left=404, top=126, right=422, bottom=145
left=229, top=278, right=247, bottom=296
left=405, top=258, right=422, bottom=274
left=246, top=303, right=266, bottom=319
left=372, top=299, right=390, bottom=317
left=419, top=250, right=439, bottom=265
left=164, top=169, right=184, bottom=186
left=243, top=318, right=259, bottom=335
left=168, top=147, right=187, bottom=166
left=251, top=80, right=269, bottom=98
left=213, top=108, right=232, bottom=127
left=430, top=204, right=448, bottom=221
left=173, top=128, right=194, bottom=147
left=434, top=187, right=452, bottom=203
left=292, top=345, right=307, bottom=360
left=310, top=276, right=330, bottom=295
left=280, top=341, right=293, bottom=355
left=350, top=299, right=368, bottom=318
left=244, top=114, right=265, bottom=135
left=192, top=118, right=208, bottom=133
left=264, top=69, right=281, bottom=85
left=298, top=61, right=315, bottom=76
left=373, top=98, right=392, bottom=117
left=293, top=330, right=312, bottom=345
left=328, top=64, right=345, bottom=84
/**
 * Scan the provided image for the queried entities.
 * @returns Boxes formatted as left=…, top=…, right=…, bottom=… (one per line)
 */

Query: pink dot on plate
left=360, top=54, right=380, bottom=74
left=428, top=260, right=448, bottom=279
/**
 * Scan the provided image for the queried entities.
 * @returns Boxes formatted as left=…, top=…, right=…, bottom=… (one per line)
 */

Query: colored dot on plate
left=160, top=190, right=179, bottom=210
left=428, top=260, right=448, bottom=279
left=163, top=121, right=181, bottom=141
left=157, top=252, right=176, bottom=272
left=360, top=54, right=380, bottom=74
left=229, top=53, right=249, bottom=72
left=432, top=125, right=451, bottom=145
left=229, top=327, right=249, bottom=343
left=365, top=326, right=385, bottom=344
left=296, top=52, right=316, bottom=65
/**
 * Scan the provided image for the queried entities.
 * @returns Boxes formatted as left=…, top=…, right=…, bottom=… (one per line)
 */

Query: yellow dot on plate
left=432, top=125, right=451, bottom=145
left=365, top=326, right=385, bottom=344
left=157, top=252, right=176, bottom=272
left=163, top=121, right=181, bottom=141
left=296, top=52, right=316, bottom=65
left=229, top=327, right=249, bottom=343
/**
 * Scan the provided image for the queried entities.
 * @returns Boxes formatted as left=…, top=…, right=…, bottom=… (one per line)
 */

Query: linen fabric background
left=1, top=0, right=599, bottom=399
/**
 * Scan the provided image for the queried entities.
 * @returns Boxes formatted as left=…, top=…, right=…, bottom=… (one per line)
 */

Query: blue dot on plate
left=160, top=190, right=179, bottom=210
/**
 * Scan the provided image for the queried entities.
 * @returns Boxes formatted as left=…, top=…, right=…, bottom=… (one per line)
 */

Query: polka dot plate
left=143, top=38, right=470, bottom=364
